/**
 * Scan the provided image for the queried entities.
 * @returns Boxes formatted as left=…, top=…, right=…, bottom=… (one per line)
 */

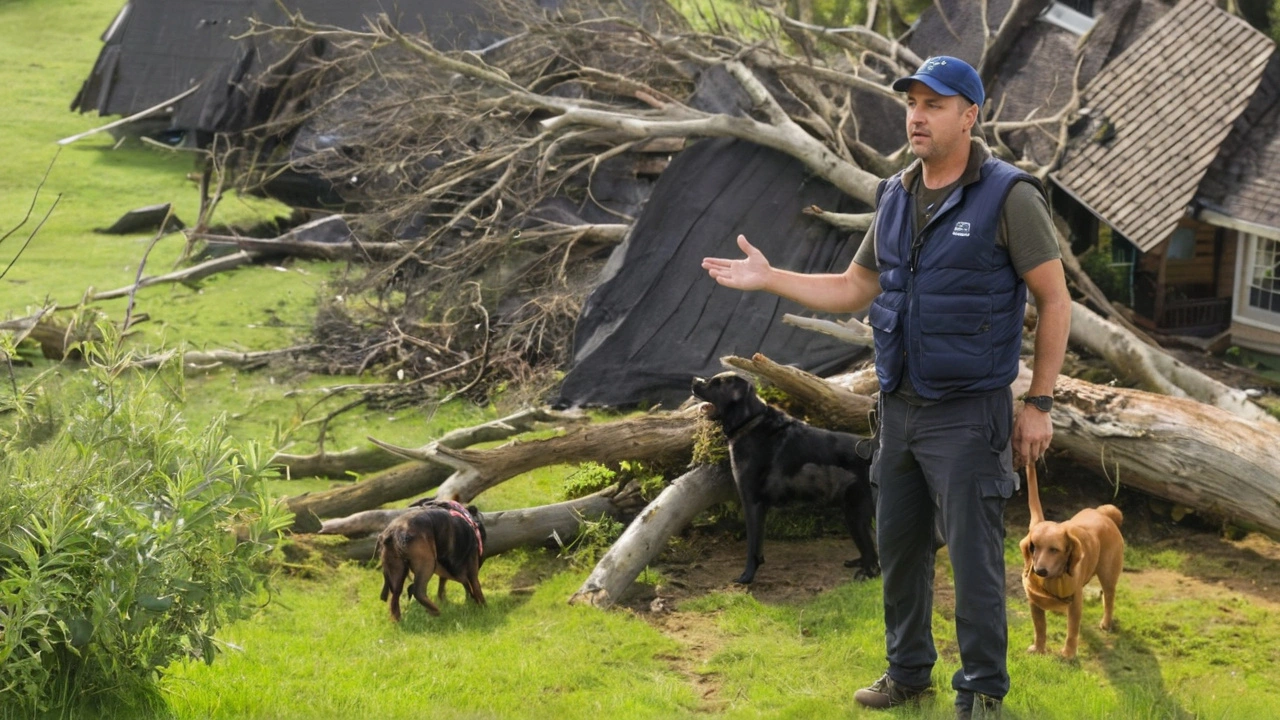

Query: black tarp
left=71, top=0, right=497, bottom=133
left=556, top=137, right=872, bottom=408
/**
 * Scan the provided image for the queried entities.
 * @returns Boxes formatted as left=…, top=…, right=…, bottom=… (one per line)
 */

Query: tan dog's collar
left=1023, top=568, right=1075, bottom=603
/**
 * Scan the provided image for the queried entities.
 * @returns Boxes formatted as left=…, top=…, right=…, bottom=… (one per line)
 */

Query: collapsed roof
left=906, top=0, right=1171, bottom=165
left=557, top=136, right=871, bottom=408
left=71, top=0, right=502, bottom=135
left=1052, top=0, right=1274, bottom=252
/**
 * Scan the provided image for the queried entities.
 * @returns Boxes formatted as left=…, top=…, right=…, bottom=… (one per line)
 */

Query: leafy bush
left=0, top=331, right=291, bottom=716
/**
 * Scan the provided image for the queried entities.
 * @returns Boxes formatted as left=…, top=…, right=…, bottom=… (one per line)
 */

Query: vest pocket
left=867, top=300, right=901, bottom=333
left=915, top=294, right=993, bottom=381
left=867, top=298, right=903, bottom=390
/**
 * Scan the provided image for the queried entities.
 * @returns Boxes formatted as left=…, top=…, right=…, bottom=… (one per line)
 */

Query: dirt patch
left=648, top=610, right=731, bottom=714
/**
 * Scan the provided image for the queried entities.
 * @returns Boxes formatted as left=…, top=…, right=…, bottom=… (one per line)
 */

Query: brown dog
left=376, top=501, right=486, bottom=621
left=1019, top=462, right=1124, bottom=658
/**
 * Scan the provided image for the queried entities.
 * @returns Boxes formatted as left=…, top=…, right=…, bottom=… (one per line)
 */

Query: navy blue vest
left=867, top=158, right=1036, bottom=400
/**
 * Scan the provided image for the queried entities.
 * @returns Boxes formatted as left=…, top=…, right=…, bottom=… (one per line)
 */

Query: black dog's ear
left=467, top=504, right=481, bottom=517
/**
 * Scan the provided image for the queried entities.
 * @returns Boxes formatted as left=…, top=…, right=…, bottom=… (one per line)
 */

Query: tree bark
left=569, top=464, right=736, bottom=608
left=316, top=480, right=648, bottom=560
left=191, top=233, right=407, bottom=262
left=979, top=0, right=1053, bottom=87
left=432, top=408, right=699, bottom=502
left=721, top=353, right=876, bottom=434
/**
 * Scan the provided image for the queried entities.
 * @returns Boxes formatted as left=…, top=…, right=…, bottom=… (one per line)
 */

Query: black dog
left=692, top=372, right=878, bottom=584
left=376, top=500, right=487, bottom=621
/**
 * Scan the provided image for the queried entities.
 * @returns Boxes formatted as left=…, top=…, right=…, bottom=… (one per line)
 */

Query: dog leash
left=439, top=500, right=484, bottom=557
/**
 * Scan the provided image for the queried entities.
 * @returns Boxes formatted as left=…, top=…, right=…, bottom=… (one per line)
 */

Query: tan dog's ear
left=1019, top=534, right=1034, bottom=571
left=1064, top=527, right=1085, bottom=578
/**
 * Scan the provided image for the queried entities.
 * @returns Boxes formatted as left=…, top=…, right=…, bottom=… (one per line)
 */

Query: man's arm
left=701, top=235, right=881, bottom=314
left=1012, top=258, right=1071, bottom=466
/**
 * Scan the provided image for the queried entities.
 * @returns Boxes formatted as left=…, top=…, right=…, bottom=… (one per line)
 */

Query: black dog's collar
left=725, top=412, right=768, bottom=442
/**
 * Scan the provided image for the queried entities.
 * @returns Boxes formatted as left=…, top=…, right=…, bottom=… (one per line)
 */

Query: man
left=701, top=56, right=1071, bottom=718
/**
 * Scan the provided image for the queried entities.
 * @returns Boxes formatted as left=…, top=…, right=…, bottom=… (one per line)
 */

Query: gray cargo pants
left=870, top=388, right=1017, bottom=700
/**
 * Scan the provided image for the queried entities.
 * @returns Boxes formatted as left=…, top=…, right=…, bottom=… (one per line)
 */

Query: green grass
left=162, top=561, right=699, bottom=720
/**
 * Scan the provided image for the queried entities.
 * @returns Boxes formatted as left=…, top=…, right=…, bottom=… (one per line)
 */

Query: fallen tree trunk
left=569, top=464, right=736, bottom=608
left=286, top=461, right=450, bottom=532
left=367, top=408, right=586, bottom=462
left=431, top=408, right=699, bottom=502
left=317, top=480, right=648, bottom=560
left=1048, top=373, right=1280, bottom=537
left=284, top=408, right=579, bottom=526
left=1069, top=301, right=1275, bottom=425
left=722, top=353, right=876, bottom=434
left=127, top=345, right=315, bottom=372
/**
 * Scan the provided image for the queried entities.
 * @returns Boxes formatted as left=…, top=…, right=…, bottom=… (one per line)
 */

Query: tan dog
left=1019, top=463, right=1124, bottom=658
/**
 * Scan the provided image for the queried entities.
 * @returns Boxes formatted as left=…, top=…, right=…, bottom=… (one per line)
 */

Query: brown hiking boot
left=853, top=672, right=933, bottom=709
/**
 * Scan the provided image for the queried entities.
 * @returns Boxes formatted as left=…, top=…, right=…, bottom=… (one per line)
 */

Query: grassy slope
left=5, top=1, right=1280, bottom=718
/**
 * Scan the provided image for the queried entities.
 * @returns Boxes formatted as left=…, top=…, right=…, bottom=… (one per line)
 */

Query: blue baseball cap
left=892, top=56, right=985, bottom=107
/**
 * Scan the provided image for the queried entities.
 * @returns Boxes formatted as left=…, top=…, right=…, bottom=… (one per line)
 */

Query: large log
left=316, top=480, right=647, bottom=560
left=366, top=408, right=586, bottom=462
left=283, top=408, right=581, bottom=528
left=1048, top=373, right=1280, bottom=536
left=286, top=461, right=450, bottom=532
left=431, top=408, right=699, bottom=502
left=569, top=464, right=736, bottom=608
left=721, top=353, right=876, bottom=434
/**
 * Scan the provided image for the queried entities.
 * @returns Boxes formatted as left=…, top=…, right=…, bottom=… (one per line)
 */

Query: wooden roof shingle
left=1198, top=53, right=1280, bottom=233
left=1051, top=0, right=1274, bottom=252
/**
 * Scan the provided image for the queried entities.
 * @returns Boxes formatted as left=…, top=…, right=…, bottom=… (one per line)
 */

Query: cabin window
left=1248, top=235, right=1280, bottom=314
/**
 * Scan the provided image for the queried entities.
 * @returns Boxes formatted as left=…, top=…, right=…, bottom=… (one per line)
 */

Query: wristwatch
left=1024, top=395, right=1054, bottom=412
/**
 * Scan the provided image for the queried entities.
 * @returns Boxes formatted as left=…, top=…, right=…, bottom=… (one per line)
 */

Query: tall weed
left=0, top=328, right=292, bottom=716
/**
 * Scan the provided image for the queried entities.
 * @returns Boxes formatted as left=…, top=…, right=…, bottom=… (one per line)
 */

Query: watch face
left=1028, top=396, right=1052, bottom=411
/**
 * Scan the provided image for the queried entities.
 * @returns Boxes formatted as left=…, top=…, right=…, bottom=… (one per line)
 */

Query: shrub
left=0, top=331, right=292, bottom=715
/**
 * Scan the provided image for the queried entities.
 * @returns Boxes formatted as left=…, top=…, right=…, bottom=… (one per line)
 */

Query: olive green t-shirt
left=851, top=140, right=1060, bottom=403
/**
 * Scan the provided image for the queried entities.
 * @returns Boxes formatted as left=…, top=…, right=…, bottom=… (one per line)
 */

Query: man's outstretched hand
left=702, top=235, right=772, bottom=291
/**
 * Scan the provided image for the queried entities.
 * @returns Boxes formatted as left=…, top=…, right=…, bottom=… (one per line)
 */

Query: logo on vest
left=952, top=221, right=971, bottom=237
